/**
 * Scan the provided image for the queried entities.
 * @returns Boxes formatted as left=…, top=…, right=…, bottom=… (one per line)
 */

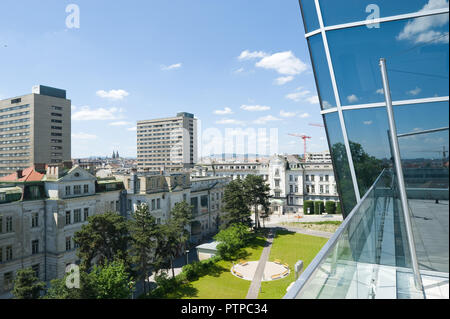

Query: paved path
left=245, top=231, right=275, bottom=299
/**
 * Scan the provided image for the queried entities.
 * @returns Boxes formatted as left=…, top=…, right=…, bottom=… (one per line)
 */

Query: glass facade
left=287, top=0, right=449, bottom=299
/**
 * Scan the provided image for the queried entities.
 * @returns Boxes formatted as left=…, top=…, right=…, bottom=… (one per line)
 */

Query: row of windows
left=0, top=216, right=13, bottom=233
left=0, top=131, right=29, bottom=139
left=0, top=160, right=29, bottom=164
left=51, top=126, right=62, bottom=130
left=0, top=104, right=29, bottom=114
left=0, top=117, right=29, bottom=127
left=0, top=153, right=29, bottom=158
left=51, top=119, right=62, bottom=124
left=65, top=208, right=90, bottom=225
left=65, top=184, right=90, bottom=196
left=0, top=138, right=29, bottom=145
left=0, top=145, right=30, bottom=151
left=0, top=111, right=30, bottom=120
left=0, top=124, right=30, bottom=132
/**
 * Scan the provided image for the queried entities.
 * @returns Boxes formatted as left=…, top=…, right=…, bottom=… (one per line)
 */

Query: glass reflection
left=319, top=0, right=449, bottom=27
left=324, top=112, right=357, bottom=216
left=326, top=13, right=449, bottom=106
left=308, top=34, right=337, bottom=109
left=299, top=0, right=320, bottom=33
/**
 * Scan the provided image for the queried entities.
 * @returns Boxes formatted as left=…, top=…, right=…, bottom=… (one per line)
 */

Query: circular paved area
left=231, top=261, right=290, bottom=281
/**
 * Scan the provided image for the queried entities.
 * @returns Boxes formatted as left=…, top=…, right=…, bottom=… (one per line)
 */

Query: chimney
left=16, top=170, right=23, bottom=179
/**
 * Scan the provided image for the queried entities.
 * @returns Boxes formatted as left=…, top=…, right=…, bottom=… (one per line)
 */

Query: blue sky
left=0, top=0, right=329, bottom=158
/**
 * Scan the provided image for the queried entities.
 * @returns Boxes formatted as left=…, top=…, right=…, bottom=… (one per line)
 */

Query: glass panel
left=295, top=170, right=424, bottom=299
left=323, top=112, right=357, bottom=216
left=299, top=0, right=320, bottom=33
left=308, top=34, right=337, bottom=109
left=326, top=13, right=449, bottom=106
left=394, top=102, right=449, bottom=273
left=319, top=0, right=449, bottom=27
left=343, top=107, right=392, bottom=198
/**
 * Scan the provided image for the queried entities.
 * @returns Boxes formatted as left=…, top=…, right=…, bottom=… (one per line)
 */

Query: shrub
left=314, top=201, right=325, bottom=215
left=303, top=200, right=314, bottom=215
left=336, top=202, right=342, bottom=214
left=325, top=201, right=336, bottom=214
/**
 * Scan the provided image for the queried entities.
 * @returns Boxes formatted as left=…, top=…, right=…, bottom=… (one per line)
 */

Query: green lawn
left=181, top=236, right=267, bottom=299
left=258, top=230, right=328, bottom=299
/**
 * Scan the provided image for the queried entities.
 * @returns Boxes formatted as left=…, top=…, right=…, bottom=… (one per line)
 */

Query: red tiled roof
left=0, top=166, right=45, bottom=182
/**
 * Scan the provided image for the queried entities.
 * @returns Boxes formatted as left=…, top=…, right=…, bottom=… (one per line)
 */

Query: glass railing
left=284, top=169, right=426, bottom=299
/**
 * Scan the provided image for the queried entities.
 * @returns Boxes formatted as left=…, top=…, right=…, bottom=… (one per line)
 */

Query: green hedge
left=336, top=202, right=342, bottom=214
left=325, top=201, right=336, bottom=214
left=303, top=200, right=314, bottom=214
left=314, top=201, right=325, bottom=214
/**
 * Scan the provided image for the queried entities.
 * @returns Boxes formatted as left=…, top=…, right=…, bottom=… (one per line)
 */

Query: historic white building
left=192, top=152, right=339, bottom=215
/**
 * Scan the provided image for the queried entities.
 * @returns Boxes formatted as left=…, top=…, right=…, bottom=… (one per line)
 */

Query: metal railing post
left=379, top=58, right=423, bottom=291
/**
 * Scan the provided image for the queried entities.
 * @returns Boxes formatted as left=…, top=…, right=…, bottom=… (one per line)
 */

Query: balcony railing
left=284, top=168, right=448, bottom=299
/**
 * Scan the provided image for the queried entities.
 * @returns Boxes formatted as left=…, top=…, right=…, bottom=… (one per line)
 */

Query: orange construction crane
left=288, top=133, right=311, bottom=161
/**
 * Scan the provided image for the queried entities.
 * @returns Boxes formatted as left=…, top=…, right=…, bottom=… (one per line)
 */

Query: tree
left=336, top=202, right=342, bottom=214
left=89, top=260, right=133, bottom=299
left=156, top=201, right=193, bottom=278
left=45, top=271, right=96, bottom=299
left=221, top=179, right=252, bottom=228
left=12, top=268, right=46, bottom=299
left=129, top=204, right=159, bottom=295
left=243, top=175, right=271, bottom=229
left=214, top=224, right=251, bottom=260
left=74, top=212, right=130, bottom=271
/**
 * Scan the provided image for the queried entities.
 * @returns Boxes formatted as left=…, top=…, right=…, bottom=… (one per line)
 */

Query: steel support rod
left=379, top=58, right=423, bottom=291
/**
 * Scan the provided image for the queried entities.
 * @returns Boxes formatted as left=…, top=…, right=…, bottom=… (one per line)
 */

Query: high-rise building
left=285, top=1, right=449, bottom=299
left=137, top=112, right=197, bottom=172
left=0, top=85, right=71, bottom=177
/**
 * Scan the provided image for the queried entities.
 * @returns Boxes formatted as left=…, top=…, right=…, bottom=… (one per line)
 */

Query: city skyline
left=0, top=0, right=329, bottom=159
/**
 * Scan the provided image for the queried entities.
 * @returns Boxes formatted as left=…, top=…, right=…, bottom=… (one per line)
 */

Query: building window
left=65, top=186, right=71, bottom=196
left=74, top=209, right=81, bottom=223
left=115, top=201, right=119, bottom=211
left=83, top=184, right=89, bottom=193
left=325, top=175, right=329, bottom=182
left=6, top=216, right=12, bottom=232
left=183, top=194, right=187, bottom=202
left=65, top=237, right=72, bottom=251
left=275, top=179, right=280, bottom=187
left=4, top=272, right=13, bottom=290
left=73, top=185, right=81, bottom=195
left=32, top=264, right=40, bottom=279
left=31, top=240, right=39, bottom=255
left=127, top=199, right=132, bottom=211
left=311, top=175, right=315, bottom=182
left=6, top=246, right=12, bottom=261
left=31, top=212, right=39, bottom=228
left=151, top=199, right=156, bottom=210
left=306, top=175, right=309, bottom=181
left=0, top=247, right=2, bottom=262
left=0, top=216, right=2, bottom=233
left=84, top=208, right=89, bottom=221
left=157, top=198, right=161, bottom=209
left=275, top=191, right=281, bottom=197
left=290, top=185, right=293, bottom=193
left=289, top=175, right=293, bottom=182
left=320, top=185, right=324, bottom=194
left=65, top=211, right=71, bottom=225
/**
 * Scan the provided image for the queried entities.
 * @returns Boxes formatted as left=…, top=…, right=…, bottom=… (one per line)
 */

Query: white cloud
left=286, top=89, right=311, bottom=102
left=299, top=113, right=311, bottom=118
left=253, top=115, right=281, bottom=125
left=322, top=100, right=333, bottom=108
left=216, top=118, right=246, bottom=126
left=238, top=50, right=268, bottom=60
left=214, top=107, right=234, bottom=115
left=72, top=106, right=123, bottom=121
left=255, top=51, right=308, bottom=75
left=109, top=121, right=133, bottom=126
left=96, top=89, right=129, bottom=100
left=241, top=105, right=271, bottom=112
left=347, top=94, right=359, bottom=103
left=72, top=132, right=98, bottom=140
left=280, top=110, right=296, bottom=118
left=234, top=67, right=245, bottom=74
left=161, top=63, right=182, bottom=70
left=127, top=126, right=137, bottom=131
left=376, top=88, right=384, bottom=95
left=408, top=87, right=422, bottom=95
left=306, top=95, right=320, bottom=104
left=397, top=0, right=449, bottom=44
left=274, top=76, right=294, bottom=85
left=363, top=121, right=373, bottom=125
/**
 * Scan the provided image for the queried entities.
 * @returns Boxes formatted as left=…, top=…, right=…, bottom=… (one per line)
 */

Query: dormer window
left=74, top=172, right=80, bottom=177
